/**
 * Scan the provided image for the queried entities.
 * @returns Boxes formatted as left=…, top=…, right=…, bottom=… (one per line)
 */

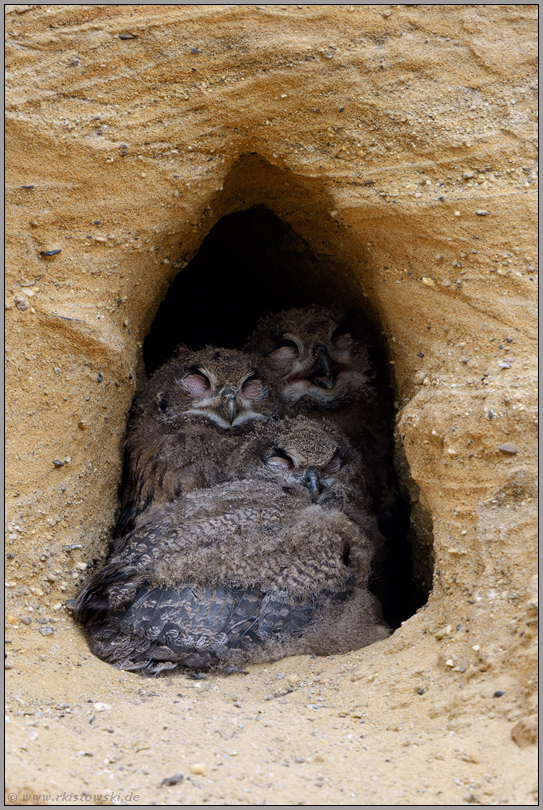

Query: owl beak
left=311, top=345, right=335, bottom=390
left=303, top=467, right=322, bottom=502
left=220, top=388, right=239, bottom=426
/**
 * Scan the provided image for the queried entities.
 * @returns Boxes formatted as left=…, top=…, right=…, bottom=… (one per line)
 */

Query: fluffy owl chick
left=117, top=345, right=277, bottom=537
left=245, top=305, right=375, bottom=414
left=231, top=415, right=380, bottom=532
left=246, top=306, right=399, bottom=527
left=74, top=479, right=389, bottom=675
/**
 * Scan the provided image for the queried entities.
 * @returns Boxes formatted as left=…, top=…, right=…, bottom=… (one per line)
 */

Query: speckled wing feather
left=73, top=479, right=376, bottom=674
left=76, top=577, right=356, bottom=675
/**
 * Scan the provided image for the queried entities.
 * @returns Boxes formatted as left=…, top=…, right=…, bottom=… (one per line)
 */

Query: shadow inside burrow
left=139, top=206, right=430, bottom=629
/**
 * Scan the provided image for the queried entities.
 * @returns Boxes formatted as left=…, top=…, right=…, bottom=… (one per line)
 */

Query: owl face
left=239, top=417, right=355, bottom=505
left=247, top=307, right=371, bottom=408
left=151, top=347, right=271, bottom=430
left=263, top=444, right=346, bottom=504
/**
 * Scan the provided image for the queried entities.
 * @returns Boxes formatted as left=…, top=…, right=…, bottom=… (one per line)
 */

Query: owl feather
left=75, top=421, right=389, bottom=674
left=116, top=346, right=278, bottom=536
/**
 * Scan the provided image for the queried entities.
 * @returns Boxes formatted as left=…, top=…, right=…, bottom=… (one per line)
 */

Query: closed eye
left=323, top=450, right=344, bottom=476
left=265, top=449, right=295, bottom=471
left=241, top=374, right=263, bottom=400
left=269, top=339, right=299, bottom=364
left=181, top=370, right=211, bottom=399
left=331, top=331, right=353, bottom=352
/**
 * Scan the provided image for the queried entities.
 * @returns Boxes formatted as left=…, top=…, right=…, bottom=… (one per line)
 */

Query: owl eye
left=269, top=340, right=299, bottom=365
left=241, top=375, right=263, bottom=400
left=182, top=372, right=211, bottom=400
left=331, top=332, right=353, bottom=352
left=323, top=451, right=344, bottom=476
left=265, top=450, right=295, bottom=471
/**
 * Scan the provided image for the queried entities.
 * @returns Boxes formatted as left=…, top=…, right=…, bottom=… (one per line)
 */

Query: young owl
left=245, top=306, right=396, bottom=508
left=244, top=305, right=375, bottom=420
left=245, top=305, right=407, bottom=600
left=74, top=419, right=389, bottom=675
left=116, top=345, right=278, bottom=537
left=230, top=415, right=381, bottom=535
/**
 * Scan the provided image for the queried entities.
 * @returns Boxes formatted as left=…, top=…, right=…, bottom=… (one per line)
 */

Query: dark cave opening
left=143, top=207, right=429, bottom=629
left=145, top=208, right=332, bottom=374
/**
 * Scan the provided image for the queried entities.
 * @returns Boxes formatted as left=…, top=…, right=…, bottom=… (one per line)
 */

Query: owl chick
left=74, top=419, right=389, bottom=675
left=116, top=345, right=277, bottom=537
left=230, top=415, right=381, bottom=535
left=245, top=306, right=398, bottom=522
left=245, top=305, right=375, bottom=419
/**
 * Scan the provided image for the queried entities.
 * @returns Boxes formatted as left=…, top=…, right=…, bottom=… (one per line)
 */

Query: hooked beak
left=220, top=388, right=239, bottom=426
left=311, top=345, right=335, bottom=389
left=303, top=467, right=322, bottom=502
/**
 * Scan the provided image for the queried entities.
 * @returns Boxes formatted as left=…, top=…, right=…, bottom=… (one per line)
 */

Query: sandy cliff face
left=5, top=5, right=537, bottom=805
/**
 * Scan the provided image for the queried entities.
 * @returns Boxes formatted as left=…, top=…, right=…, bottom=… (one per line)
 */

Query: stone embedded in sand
left=161, top=773, right=184, bottom=787
left=93, top=703, right=111, bottom=712
left=412, top=370, right=428, bottom=385
left=498, top=443, right=518, bottom=455
left=511, top=715, right=538, bottom=748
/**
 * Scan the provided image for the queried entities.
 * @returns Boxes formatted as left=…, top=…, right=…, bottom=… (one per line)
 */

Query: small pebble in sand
left=161, top=773, right=184, bottom=786
left=94, top=703, right=111, bottom=712
left=39, top=249, right=61, bottom=258
left=412, top=370, right=428, bottom=385
left=190, top=762, right=205, bottom=775
left=498, top=443, right=518, bottom=455
left=14, top=294, right=29, bottom=311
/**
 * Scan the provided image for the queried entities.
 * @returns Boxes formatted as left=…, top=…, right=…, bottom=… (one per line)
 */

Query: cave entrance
left=143, top=207, right=429, bottom=628
left=144, top=207, right=347, bottom=374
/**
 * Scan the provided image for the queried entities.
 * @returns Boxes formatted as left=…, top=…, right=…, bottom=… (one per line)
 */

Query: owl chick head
left=142, top=346, right=272, bottom=430
left=245, top=306, right=374, bottom=409
left=235, top=416, right=360, bottom=506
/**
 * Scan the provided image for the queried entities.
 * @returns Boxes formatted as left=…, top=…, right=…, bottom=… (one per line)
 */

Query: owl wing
left=116, top=420, right=233, bottom=536
left=76, top=483, right=363, bottom=673
left=78, top=577, right=354, bottom=674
